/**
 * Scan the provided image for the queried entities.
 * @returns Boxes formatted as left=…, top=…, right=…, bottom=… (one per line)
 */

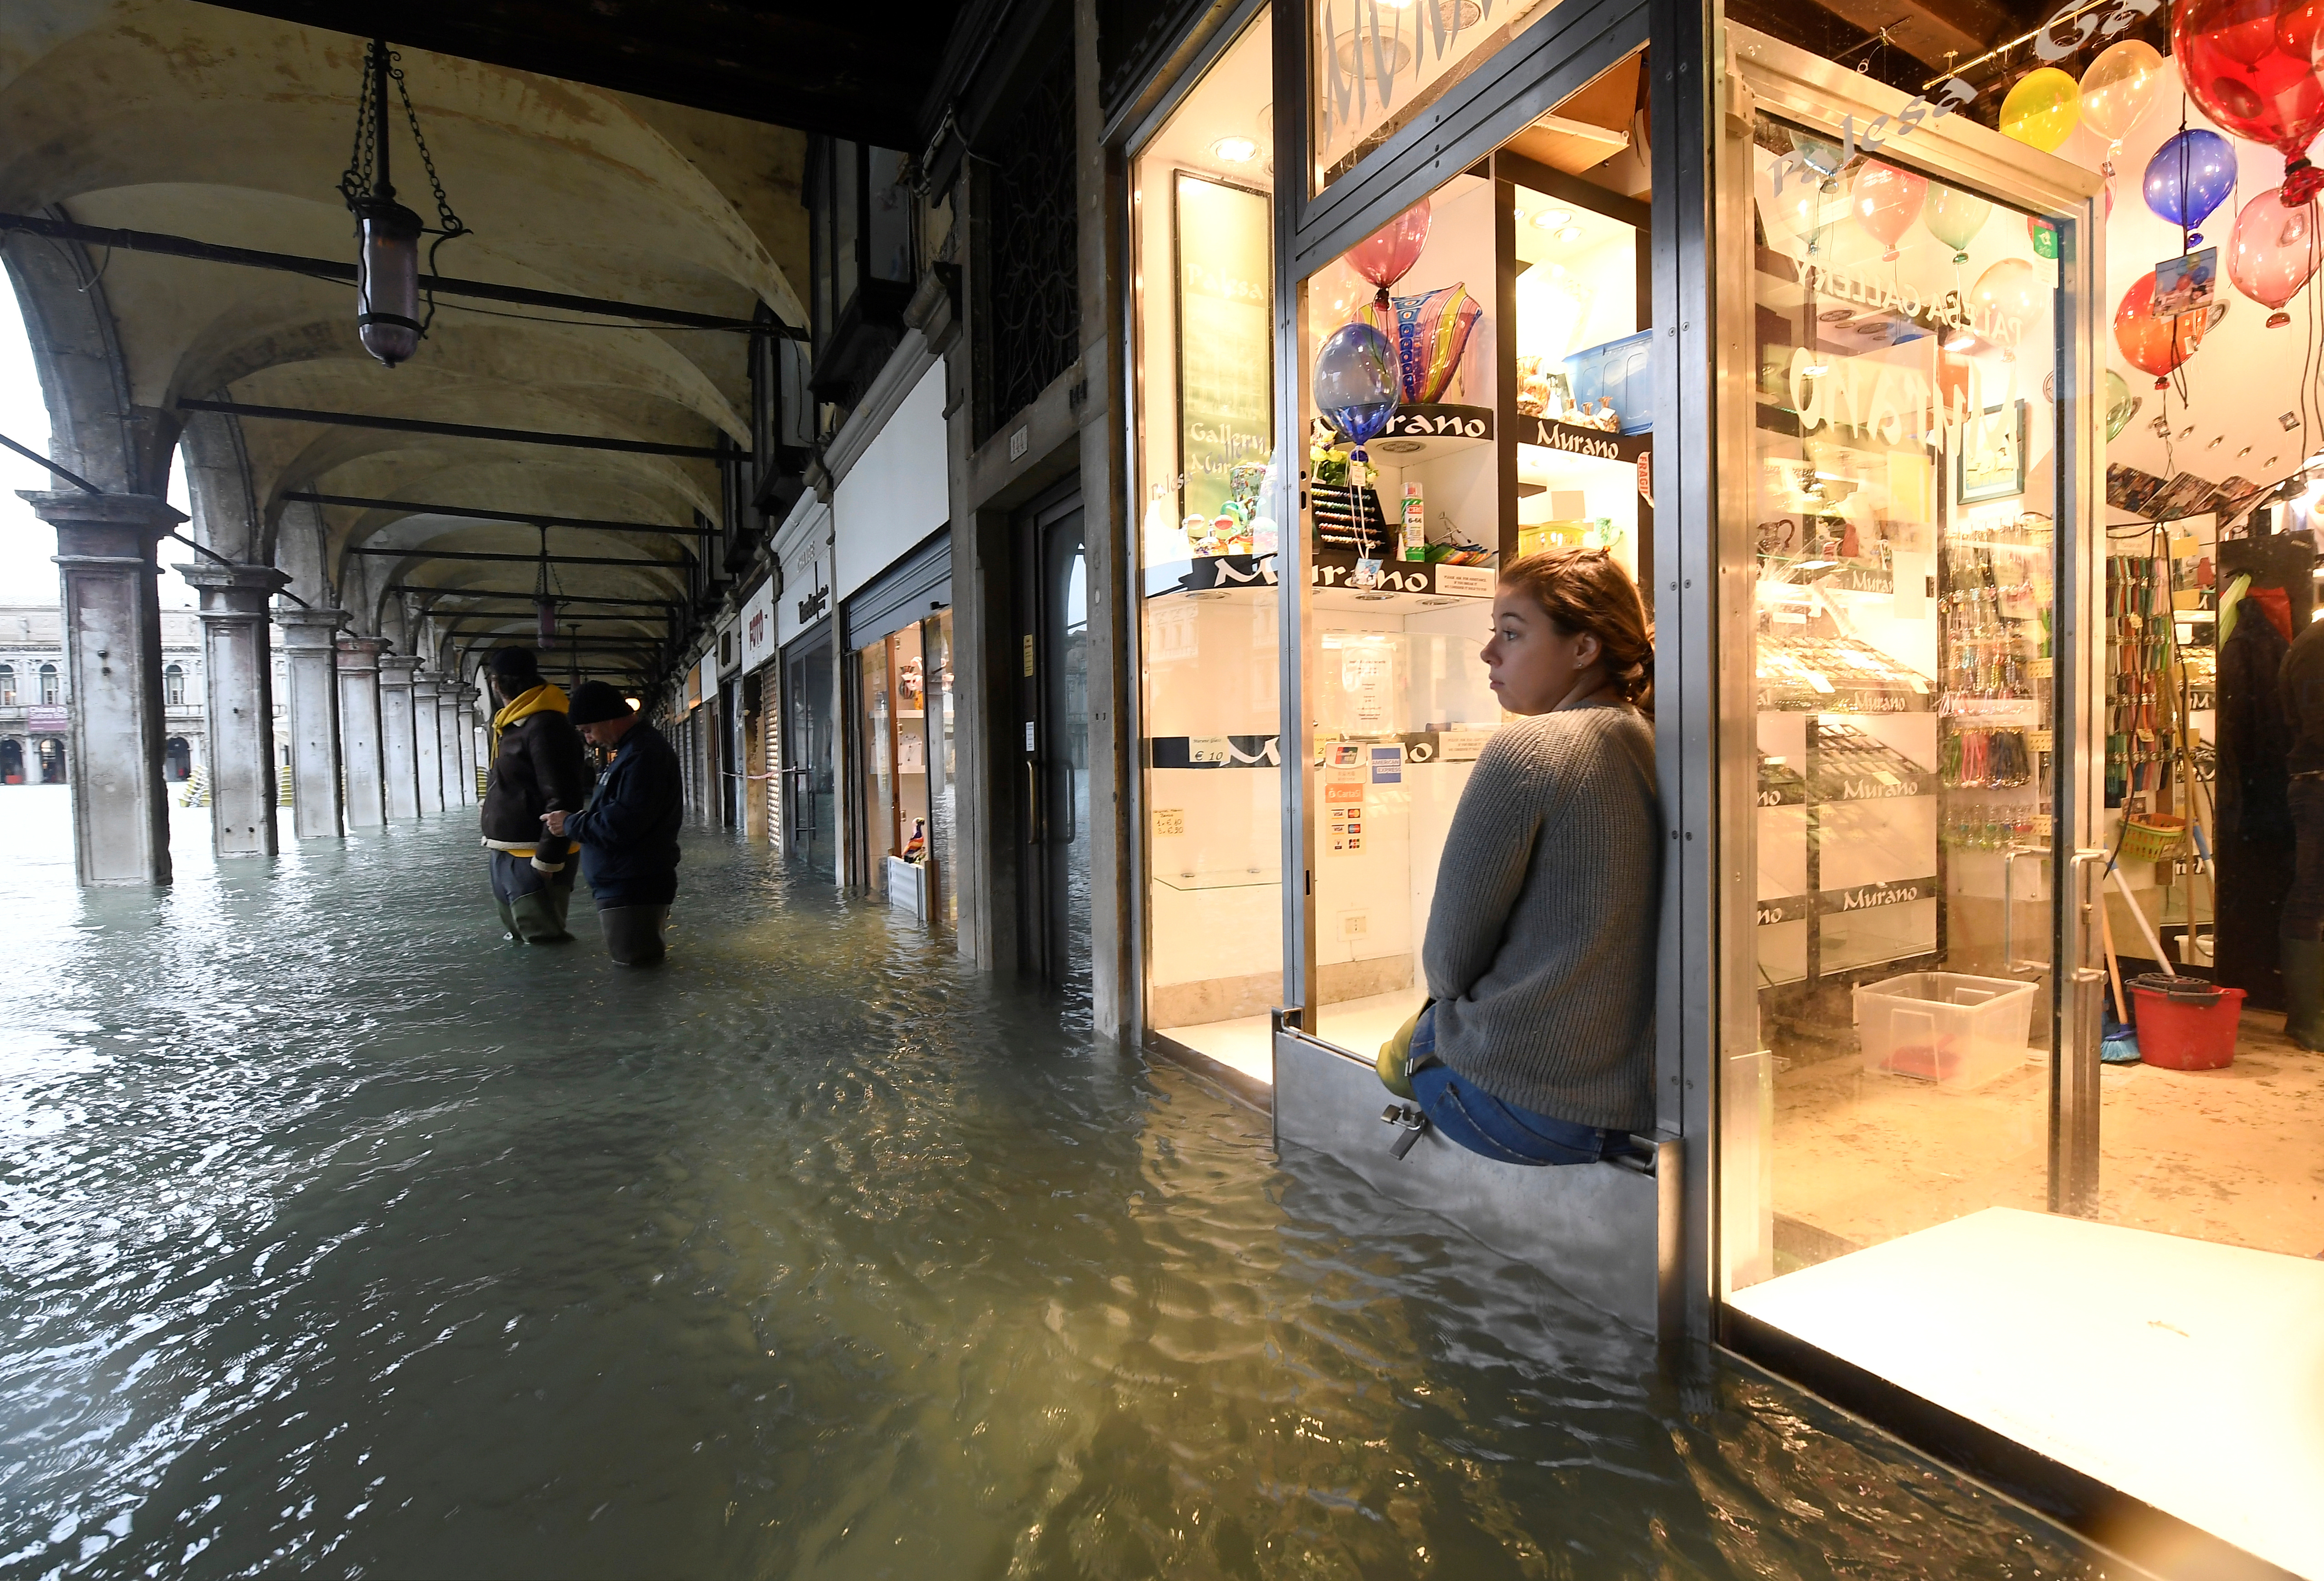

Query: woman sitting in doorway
left=1381, top=547, right=1661, bottom=1165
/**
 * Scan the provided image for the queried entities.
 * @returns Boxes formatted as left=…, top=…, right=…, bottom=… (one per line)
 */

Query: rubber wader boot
left=600, top=904, right=669, bottom=965
left=496, top=899, right=522, bottom=942
left=2282, top=936, right=2324, bottom=1050
left=508, top=878, right=575, bottom=944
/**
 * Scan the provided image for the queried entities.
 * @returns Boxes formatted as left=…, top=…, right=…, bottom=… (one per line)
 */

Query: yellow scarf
left=489, top=682, right=569, bottom=757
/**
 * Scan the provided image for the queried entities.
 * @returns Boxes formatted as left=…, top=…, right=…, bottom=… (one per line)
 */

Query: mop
left=2099, top=905, right=2140, bottom=1063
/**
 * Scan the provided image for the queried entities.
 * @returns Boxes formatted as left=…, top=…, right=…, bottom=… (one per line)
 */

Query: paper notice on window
left=1188, top=735, right=1231, bottom=765
left=1438, top=725, right=1495, bottom=760
left=1153, top=807, right=1185, bottom=837
left=1340, top=647, right=1392, bottom=732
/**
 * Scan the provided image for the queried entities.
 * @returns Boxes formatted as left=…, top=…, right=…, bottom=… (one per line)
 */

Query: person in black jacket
left=480, top=647, right=592, bottom=944
left=545, top=681, right=682, bottom=965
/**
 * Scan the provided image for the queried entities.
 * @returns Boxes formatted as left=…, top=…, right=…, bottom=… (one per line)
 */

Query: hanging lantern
left=337, top=38, right=467, bottom=369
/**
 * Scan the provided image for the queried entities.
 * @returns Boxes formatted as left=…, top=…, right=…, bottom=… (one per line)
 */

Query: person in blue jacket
left=541, top=681, right=683, bottom=965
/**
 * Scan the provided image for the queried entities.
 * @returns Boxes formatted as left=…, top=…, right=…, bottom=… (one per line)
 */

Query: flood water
left=0, top=786, right=2112, bottom=1580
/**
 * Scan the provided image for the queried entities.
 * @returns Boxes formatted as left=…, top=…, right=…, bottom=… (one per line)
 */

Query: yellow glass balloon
left=2001, top=67, right=2081, bottom=153
left=2079, top=40, right=2164, bottom=150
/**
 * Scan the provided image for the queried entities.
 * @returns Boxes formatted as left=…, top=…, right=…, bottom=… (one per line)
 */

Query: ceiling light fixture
left=1555, top=224, right=1585, bottom=244
left=1212, top=135, right=1261, bottom=164
left=338, top=38, right=467, bottom=369
left=1529, top=208, right=1575, bottom=229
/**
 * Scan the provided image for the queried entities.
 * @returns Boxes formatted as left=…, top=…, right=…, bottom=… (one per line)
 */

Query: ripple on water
left=0, top=789, right=2109, bottom=1580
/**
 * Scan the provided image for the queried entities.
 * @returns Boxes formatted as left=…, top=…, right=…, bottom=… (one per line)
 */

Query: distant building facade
left=0, top=605, right=213, bottom=786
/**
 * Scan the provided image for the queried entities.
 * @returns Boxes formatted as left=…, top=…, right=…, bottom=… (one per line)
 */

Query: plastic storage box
left=1562, top=329, right=1654, bottom=435
left=1854, top=971, right=2037, bottom=1089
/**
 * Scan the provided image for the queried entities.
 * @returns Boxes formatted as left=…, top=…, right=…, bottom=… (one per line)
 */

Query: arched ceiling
left=0, top=0, right=811, bottom=684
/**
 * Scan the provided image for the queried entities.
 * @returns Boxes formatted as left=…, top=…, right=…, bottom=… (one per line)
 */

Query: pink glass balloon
left=2229, top=185, right=2321, bottom=324
left=1346, top=199, right=1432, bottom=304
left=1851, top=160, right=1927, bottom=261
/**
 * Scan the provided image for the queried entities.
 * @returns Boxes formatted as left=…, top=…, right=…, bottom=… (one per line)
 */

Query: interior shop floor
left=1159, top=987, right=1430, bottom=1089
left=1772, top=1010, right=2324, bottom=1261
left=1729, top=1206, right=2324, bottom=1581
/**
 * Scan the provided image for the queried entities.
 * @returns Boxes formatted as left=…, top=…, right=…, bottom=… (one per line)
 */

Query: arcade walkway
left=0, top=787, right=2103, bottom=1579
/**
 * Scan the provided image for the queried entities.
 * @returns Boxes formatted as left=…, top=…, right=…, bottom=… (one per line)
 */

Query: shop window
left=785, top=635, right=838, bottom=872
left=0, top=664, right=14, bottom=706
left=38, top=663, right=58, bottom=705
left=164, top=663, right=186, bottom=708
left=1312, top=0, right=1617, bottom=191
left=0, top=737, right=21, bottom=784
left=1132, top=10, right=1285, bottom=1080
left=37, top=737, right=64, bottom=783
left=855, top=613, right=954, bottom=920
left=1297, top=61, right=1654, bottom=1059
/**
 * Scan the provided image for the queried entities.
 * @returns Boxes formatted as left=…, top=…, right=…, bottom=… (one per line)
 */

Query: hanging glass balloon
left=2114, top=270, right=2214, bottom=388
left=1924, top=185, right=1992, bottom=263
left=2144, top=128, right=2239, bottom=244
left=1850, top=160, right=1926, bottom=262
left=2104, top=369, right=2141, bottom=441
left=2227, top=185, right=2322, bottom=326
left=2000, top=67, right=2081, bottom=151
left=2078, top=41, right=2167, bottom=175
left=2173, top=0, right=2324, bottom=204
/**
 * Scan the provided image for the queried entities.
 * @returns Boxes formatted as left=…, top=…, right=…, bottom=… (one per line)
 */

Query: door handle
left=1025, top=759, right=1040, bottom=845
left=2001, top=846, right=2051, bottom=975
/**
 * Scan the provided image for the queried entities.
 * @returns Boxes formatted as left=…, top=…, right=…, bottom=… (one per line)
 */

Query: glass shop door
left=1719, top=62, right=2104, bottom=1302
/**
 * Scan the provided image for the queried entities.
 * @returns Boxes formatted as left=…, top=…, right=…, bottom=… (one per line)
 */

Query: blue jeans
left=1408, top=1005, right=1633, bottom=1167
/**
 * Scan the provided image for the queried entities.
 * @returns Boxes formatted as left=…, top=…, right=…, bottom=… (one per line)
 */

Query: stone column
left=337, top=636, right=390, bottom=828
left=378, top=655, right=421, bottom=819
left=412, top=675, right=446, bottom=814
left=274, top=607, right=348, bottom=841
left=22, top=490, right=179, bottom=886
left=455, top=683, right=482, bottom=806
left=436, top=683, right=468, bottom=806
left=177, top=561, right=289, bottom=858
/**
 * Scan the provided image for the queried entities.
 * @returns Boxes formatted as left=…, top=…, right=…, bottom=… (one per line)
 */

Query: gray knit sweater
left=1421, top=703, right=1660, bottom=1131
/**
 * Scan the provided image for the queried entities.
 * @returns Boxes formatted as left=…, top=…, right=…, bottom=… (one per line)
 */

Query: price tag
left=2029, top=657, right=2053, bottom=679
left=1153, top=808, right=1185, bottom=837
left=2027, top=729, right=2054, bottom=752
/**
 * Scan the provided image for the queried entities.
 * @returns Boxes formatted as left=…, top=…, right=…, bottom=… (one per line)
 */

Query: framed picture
left=1957, top=399, right=2027, bottom=505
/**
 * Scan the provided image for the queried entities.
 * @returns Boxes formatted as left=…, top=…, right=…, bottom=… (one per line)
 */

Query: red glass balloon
left=2114, top=270, right=2213, bottom=387
left=1346, top=200, right=1432, bottom=306
left=2173, top=0, right=2324, bottom=203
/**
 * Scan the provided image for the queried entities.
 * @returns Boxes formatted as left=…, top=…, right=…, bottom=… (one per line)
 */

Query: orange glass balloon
left=2114, top=270, right=2211, bottom=387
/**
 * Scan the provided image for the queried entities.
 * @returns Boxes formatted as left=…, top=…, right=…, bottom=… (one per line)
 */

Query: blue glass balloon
left=1313, top=321, right=1401, bottom=450
left=2144, top=128, right=2237, bottom=241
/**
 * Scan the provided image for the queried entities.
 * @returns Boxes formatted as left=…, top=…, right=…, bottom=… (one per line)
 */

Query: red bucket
left=2128, top=974, right=2244, bottom=1071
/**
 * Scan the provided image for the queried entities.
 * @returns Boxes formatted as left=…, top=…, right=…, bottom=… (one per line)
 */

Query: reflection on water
left=0, top=786, right=2098, bottom=1578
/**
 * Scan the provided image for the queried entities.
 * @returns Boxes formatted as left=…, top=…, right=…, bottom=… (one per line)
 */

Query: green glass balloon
left=2104, top=370, right=2139, bottom=441
left=1924, top=185, right=1993, bottom=263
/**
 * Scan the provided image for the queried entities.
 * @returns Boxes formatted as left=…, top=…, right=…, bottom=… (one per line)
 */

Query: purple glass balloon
left=2143, top=128, right=2237, bottom=241
left=1313, top=321, right=1401, bottom=449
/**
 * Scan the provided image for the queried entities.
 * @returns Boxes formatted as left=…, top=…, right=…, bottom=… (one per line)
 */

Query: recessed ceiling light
left=1212, top=135, right=1260, bottom=163
left=1555, top=224, right=1585, bottom=243
left=1530, top=207, right=1574, bottom=229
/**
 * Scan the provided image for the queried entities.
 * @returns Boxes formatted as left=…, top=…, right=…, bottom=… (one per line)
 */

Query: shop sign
left=1767, top=78, right=1975, bottom=200
left=740, top=580, right=776, bottom=672
left=1790, top=259, right=2023, bottom=349
left=1522, top=416, right=1649, bottom=463
left=1786, top=345, right=2017, bottom=456
left=26, top=705, right=67, bottom=732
